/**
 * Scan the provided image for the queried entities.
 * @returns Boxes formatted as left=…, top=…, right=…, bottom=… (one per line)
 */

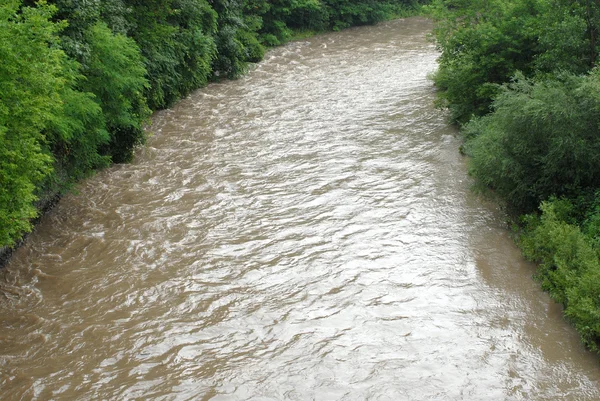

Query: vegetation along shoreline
left=0, top=0, right=423, bottom=267
left=429, top=0, right=600, bottom=354
left=4, top=0, right=600, bottom=361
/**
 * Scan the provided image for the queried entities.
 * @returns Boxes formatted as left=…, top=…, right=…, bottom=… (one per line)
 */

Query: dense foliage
left=0, top=1, right=106, bottom=246
left=520, top=198, right=600, bottom=351
left=465, top=72, right=600, bottom=213
left=0, top=0, right=421, bottom=248
left=431, top=0, right=598, bottom=124
left=432, top=0, right=600, bottom=351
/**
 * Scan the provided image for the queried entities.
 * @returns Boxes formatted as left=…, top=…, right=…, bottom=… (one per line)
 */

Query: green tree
left=0, top=0, right=101, bottom=246
left=430, top=0, right=542, bottom=123
left=210, top=0, right=263, bottom=78
left=323, top=0, right=388, bottom=30
left=124, top=0, right=217, bottom=109
left=34, top=0, right=149, bottom=163
left=521, top=199, right=600, bottom=351
left=81, top=22, right=149, bottom=163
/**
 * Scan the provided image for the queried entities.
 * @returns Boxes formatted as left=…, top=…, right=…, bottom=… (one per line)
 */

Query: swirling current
left=1, top=17, right=600, bottom=401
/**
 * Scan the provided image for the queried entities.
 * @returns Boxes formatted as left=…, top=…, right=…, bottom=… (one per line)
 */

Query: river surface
left=1, top=17, right=600, bottom=401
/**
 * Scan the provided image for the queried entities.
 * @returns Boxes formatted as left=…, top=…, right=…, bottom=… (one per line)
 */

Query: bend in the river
left=1, top=17, right=599, bottom=401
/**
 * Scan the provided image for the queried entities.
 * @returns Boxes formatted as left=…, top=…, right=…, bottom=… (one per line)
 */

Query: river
left=1, top=17, right=599, bottom=400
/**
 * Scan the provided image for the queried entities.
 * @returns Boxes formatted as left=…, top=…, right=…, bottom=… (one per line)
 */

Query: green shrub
left=521, top=199, right=600, bottom=351
left=82, top=22, right=149, bottom=163
left=430, top=0, right=542, bottom=123
left=237, top=27, right=265, bottom=62
left=126, top=0, right=217, bottom=109
left=464, top=71, right=600, bottom=213
left=324, top=0, right=389, bottom=30
left=429, top=0, right=599, bottom=124
left=0, top=1, right=90, bottom=246
left=210, top=0, right=258, bottom=79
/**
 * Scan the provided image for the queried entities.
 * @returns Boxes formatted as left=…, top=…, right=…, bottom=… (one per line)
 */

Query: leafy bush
left=245, top=0, right=414, bottom=45
left=237, top=27, right=264, bottom=62
left=324, top=0, right=389, bottom=30
left=430, top=0, right=599, bottom=124
left=521, top=199, right=600, bottom=351
left=210, top=0, right=264, bottom=78
left=464, top=71, right=600, bottom=213
left=82, top=22, right=149, bottom=163
left=0, top=1, right=108, bottom=245
left=430, top=0, right=542, bottom=123
left=45, top=1, right=149, bottom=164
left=125, top=0, right=217, bottom=109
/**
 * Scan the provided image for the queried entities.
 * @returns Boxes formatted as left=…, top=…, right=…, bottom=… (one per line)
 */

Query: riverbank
left=5, top=18, right=599, bottom=399
left=0, top=0, right=425, bottom=268
left=429, top=0, right=600, bottom=353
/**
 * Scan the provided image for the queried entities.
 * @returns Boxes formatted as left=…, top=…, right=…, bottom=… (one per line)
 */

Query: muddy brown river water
left=1, top=17, right=600, bottom=401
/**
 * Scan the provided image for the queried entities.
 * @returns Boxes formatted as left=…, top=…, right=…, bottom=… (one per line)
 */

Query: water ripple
left=1, top=17, right=600, bottom=401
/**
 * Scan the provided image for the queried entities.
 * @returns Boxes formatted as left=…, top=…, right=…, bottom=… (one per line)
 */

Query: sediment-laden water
left=1, top=17, right=599, bottom=401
